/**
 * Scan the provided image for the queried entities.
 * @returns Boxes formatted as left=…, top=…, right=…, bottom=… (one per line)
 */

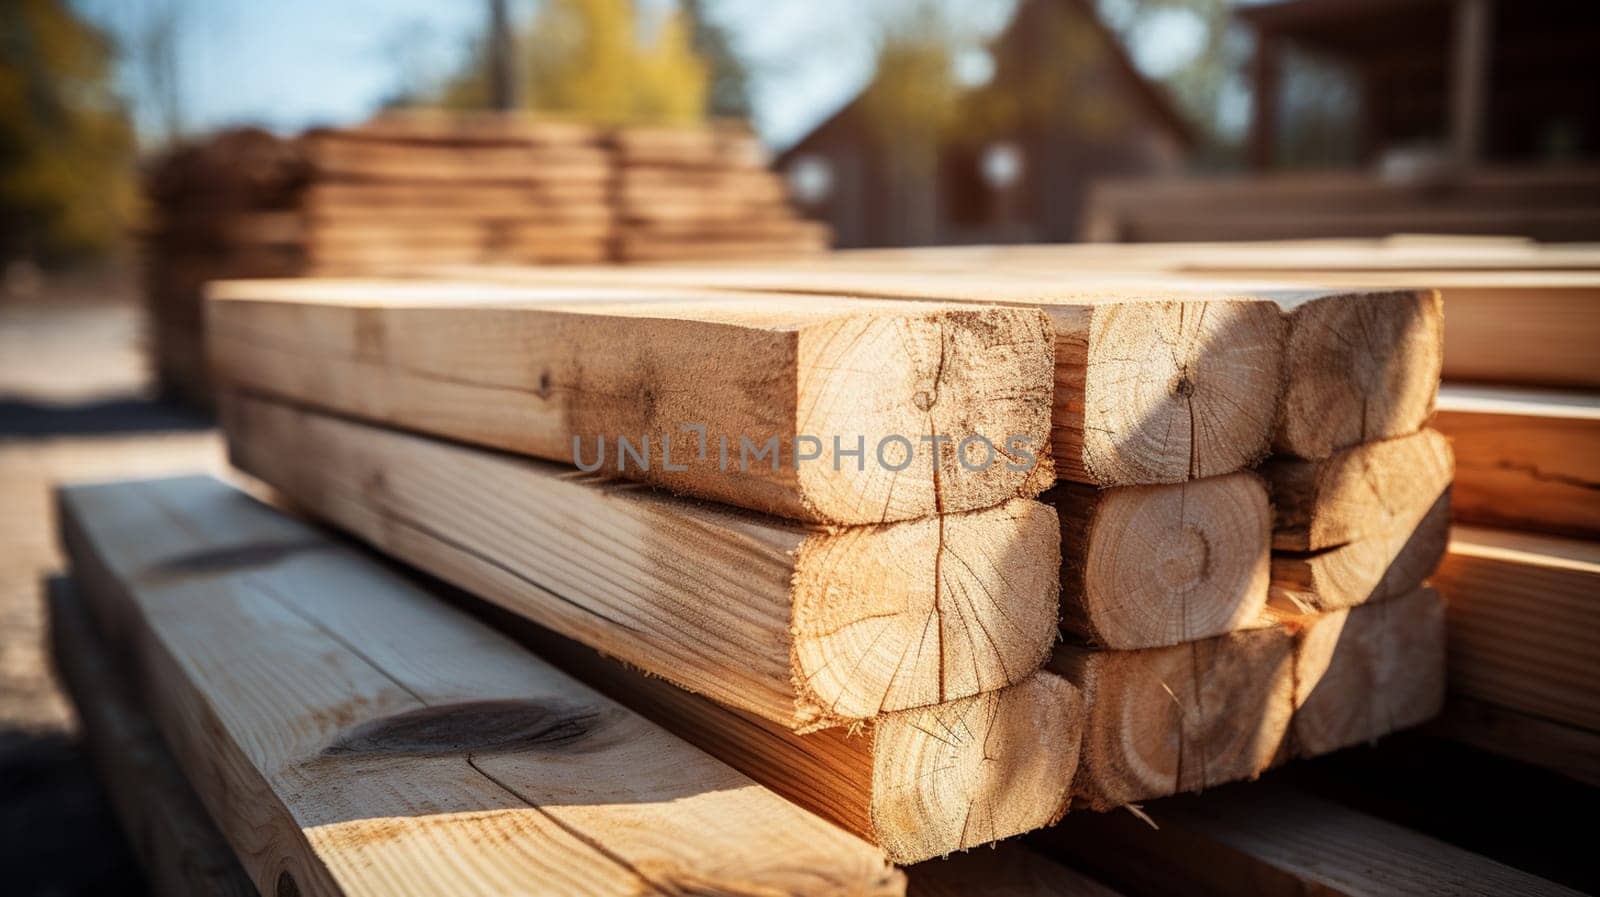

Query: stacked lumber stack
left=140, top=113, right=828, bottom=404
left=611, top=124, right=830, bottom=262
left=139, top=128, right=308, bottom=406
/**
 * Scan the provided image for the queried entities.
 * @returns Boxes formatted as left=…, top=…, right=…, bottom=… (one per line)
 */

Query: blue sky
left=74, top=0, right=1216, bottom=150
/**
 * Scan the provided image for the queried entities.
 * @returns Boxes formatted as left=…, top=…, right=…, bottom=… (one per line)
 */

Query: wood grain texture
left=502, top=615, right=1082, bottom=864
left=905, top=845, right=1122, bottom=897
left=1263, top=429, right=1454, bottom=551
left=1431, top=526, right=1600, bottom=733
left=1269, top=288, right=1442, bottom=459
left=46, top=576, right=257, bottom=897
left=58, top=475, right=904, bottom=897
left=421, top=265, right=1290, bottom=487
left=1433, top=385, right=1600, bottom=539
left=1050, top=627, right=1297, bottom=809
left=207, top=279, right=1056, bottom=525
left=1284, top=586, right=1447, bottom=757
left=1270, top=491, right=1450, bottom=613
left=223, top=393, right=1060, bottom=731
left=1034, top=782, right=1582, bottom=897
left=1049, top=472, right=1269, bottom=649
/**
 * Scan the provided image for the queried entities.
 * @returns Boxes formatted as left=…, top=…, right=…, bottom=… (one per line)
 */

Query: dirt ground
left=0, top=274, right=224, bottom=895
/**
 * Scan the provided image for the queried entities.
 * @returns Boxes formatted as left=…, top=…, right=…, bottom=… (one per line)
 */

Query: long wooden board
left=1048, top=472, right=1270, bottom=649
left=47, top=576, right=257, bottom=897
left=1034, top=781, right=1581, bottom=897
left=207, top=279, right=1056, bottom=525
left=58, top=475, right=904, bottom=897
left=1262, top=429, right=1454, bottom=551
left=905, top=845, right=1121, bottom=896
left=1431, top=526, right=1600, bottom=734
left=493, top=612, right=1082, bottom=864
left=223, top=394, right=1060, bottom=731
left=419, top=265, right=1290, bottom=487
left=1433, top=385, right=1600, bottom=538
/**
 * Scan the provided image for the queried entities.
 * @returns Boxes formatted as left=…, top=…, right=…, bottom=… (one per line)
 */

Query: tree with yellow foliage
left=445, top=0, right=708, bottom=126
left=0, top=0, right=134, bottom=263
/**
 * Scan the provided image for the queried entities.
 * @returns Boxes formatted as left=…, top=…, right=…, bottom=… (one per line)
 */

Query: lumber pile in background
left=140, top=112, right=827, bottom=404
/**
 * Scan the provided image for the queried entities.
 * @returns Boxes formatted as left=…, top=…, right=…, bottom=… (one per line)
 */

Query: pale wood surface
left=1050, top=627, right=1297, bottom=809
left=223, top=394, right=1060, bottom=731
left=1035, top=781, right=1582, bottom=897
left=1049, top=472, right=1270, bottom=649
left=59, top=475, right=904, bottom=897
left=1266, top=288, right=1442, bottom=459
left=905, top=845, right=1122, bottom=897
left=47, top=576, right=257, bottom=897
left=1432, top=526, right=1600, bottom=733
left=503, top=620, right=1083, bottom=865
left=1270, top=491, right=1451, bottom=613
left=1433, top=385, right=1600, bottom=538
left=419, top=264, right=1291, bottom=487
left=207, top=278, right=1057, bottom=525
left=1263, top=429, right=1454, bottom=551
left=1284, top=586, right=1447, bottom=757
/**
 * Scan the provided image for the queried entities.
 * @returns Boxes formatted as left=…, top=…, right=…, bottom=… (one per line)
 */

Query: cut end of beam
left=791, top=499, right=1061, bottom=727
left=870, top=672, right=1082, bottom=862
left=1274, top=289, right=1443, bottom=459
left=1055, top=472, right=1271, bottom=649
left=1270, top=490, right=1451, bottom=613
left=1054, top=627, right=1297, bottom=810
left=1069, top=298, right=1285, bottom=485
left=1265, top=428, right=1454, bottom=552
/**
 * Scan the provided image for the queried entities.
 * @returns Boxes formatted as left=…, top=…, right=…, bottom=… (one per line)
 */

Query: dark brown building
left=778, top=0, right=1195, bottom=248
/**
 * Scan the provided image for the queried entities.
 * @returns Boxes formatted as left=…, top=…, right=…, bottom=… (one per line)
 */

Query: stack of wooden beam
left=611, top=124, right=831, bottom=262
left=140, top=113, right=827, bottom=404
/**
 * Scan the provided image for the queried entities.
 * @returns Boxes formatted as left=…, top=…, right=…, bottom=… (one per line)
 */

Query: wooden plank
left=207, top=278, right=1057, bottom=525
left=1285, top=586, right=1447, bottom=757
left=422, top=265, right=1291, bottom=487
left=1429, top=697, right=1600, bottom=787
left=905, top=845, right=1122, bottom=896
left=1431, top=526, right=1600, bottom=733
left=1033, top=781, right=1582, bottom=897
left=1263, top=429, right=1454, bottom=551
left=491, top=613, right=1082, bottom=864
left=58, top=475, right=904, bottom=897
left=46, top=576, right=256, bottom=897
left=1269, top=288, right=1442, bottom=459
left=1433, top=385, right=1600, bottom=539
left=1048, top=472, right=1270, bottom=649
left=1269, top=490, right=1450, bottom=612
left=223, top=393, right=1060, bottom=732
left=1049, top=627, right=1297, bottom=809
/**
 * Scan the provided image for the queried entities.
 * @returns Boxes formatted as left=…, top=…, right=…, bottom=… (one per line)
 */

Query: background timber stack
left=611, top=124, right=831, bottom=262
left=139, top=113, right=829, bottom=405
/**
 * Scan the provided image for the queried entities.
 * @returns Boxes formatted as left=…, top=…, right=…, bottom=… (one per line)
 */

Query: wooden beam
left=1432, top=385, right=1600, bottom=539
left=499, top=617, right=1083, bottom=864
left=222, top=393, right=1061, bottom=732
left=1270, top=490, right=1450, bottom=612
left=1270, top=288, right=1442, bottom=459
left=1048, top=472, right=1270, bottom=649
left=1262, top=429, right=1454, bottom=551
left=58, top=475, right=904, bottom=897
left=1050, top=627, right=1297, bottom=809
left=1033, top=782, right=1582, bottom=897
left=1285, top=586, right=1447, bottom=757
left=207, top=279, right=1057, bottom=525
left=1431, top=526, right=1600, bottom=733
left=46, top=576, right=257, bottom=897
left=1429, top=697, right=1600, bottom=788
